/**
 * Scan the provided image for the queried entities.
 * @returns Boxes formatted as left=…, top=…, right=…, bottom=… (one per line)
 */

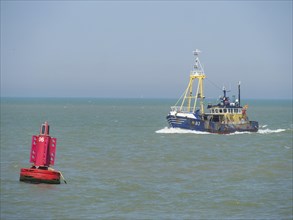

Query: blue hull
left=166, top=115, right=205, bottom=131
left=166, top=115, right=258, bottom=134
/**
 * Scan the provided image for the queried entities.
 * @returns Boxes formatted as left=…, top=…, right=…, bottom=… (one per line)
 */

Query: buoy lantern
left=20, top=122, right=66, bottom=184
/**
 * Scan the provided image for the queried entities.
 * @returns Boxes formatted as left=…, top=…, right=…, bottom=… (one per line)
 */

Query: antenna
left=192, top=49, right=204, bottom=74
left=222, top=85, right=231, bottom=98
left=238, top=81, right=241, bottom=106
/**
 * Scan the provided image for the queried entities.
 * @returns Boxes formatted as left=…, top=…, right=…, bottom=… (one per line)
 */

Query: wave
left=156, top=127, right=287, bottom=135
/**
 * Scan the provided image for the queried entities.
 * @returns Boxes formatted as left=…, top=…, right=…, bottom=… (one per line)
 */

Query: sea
left=1, top=98, right=292, bottom=219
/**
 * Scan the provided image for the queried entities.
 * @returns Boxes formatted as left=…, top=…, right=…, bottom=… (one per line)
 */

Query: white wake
left=156, top=127, right=287, bottom=135
left=155, top=127, right=211, bottom=134
left=257, top=128, right=286, bottom=134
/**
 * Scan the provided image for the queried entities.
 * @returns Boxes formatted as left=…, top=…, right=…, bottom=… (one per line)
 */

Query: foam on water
left=257, top=128, right=286, bottom=134
left=156, top=127, right=287, bottom=135
left=156, top=127, right=211, bottom=134
left=228, top=128, right=287, bottom=135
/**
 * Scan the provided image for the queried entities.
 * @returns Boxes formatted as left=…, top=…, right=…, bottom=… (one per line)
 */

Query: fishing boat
left=166, top=49, right=259, bottom=134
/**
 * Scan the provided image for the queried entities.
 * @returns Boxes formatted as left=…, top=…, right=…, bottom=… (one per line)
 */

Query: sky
left=1, top=1, right=292, bottom=99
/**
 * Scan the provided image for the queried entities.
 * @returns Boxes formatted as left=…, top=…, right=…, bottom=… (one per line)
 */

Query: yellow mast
left=180, top=49, right=206, bottom=113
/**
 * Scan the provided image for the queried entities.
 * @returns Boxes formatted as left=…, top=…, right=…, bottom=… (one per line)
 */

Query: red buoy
left=20, top=122, right=66, bottom=184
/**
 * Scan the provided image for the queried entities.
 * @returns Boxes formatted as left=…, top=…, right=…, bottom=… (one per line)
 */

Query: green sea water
left=1, top=98, right=292, bottom=219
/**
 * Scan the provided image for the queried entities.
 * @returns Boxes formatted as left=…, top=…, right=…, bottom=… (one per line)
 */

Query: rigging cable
left=206, top=77, right=223, bottom=91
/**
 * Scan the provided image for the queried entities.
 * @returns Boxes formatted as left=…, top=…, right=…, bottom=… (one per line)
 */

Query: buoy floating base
left=20, top=167, right=61, bottom=184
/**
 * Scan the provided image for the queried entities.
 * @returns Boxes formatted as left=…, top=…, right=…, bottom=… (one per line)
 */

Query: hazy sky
left=1, top=1, right=292, bottom=99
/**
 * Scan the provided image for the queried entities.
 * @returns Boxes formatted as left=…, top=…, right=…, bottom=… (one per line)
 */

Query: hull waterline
left=167, top=114, right=258, bottom=134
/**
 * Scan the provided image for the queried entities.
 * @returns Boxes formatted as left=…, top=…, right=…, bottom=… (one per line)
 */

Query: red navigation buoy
left=20, top=122, right=66, bottom=184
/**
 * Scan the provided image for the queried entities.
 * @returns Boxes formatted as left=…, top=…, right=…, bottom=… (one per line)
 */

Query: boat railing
left=207, top=107, right=242, bottom=114
left=171, top=106, right=243, bottom=114
left=170, top=106, right=198, bottom=113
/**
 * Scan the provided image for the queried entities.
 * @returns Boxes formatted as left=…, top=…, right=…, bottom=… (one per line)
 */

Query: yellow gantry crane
left=180, top=49, right=206, bottom=114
